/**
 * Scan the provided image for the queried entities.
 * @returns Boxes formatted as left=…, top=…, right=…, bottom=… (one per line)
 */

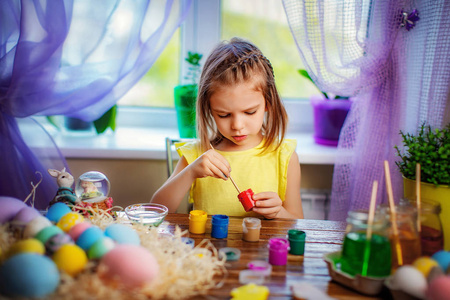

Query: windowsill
left=46, top=127, right=337, bottom=165
left=25, top=101, right=338, bottom=165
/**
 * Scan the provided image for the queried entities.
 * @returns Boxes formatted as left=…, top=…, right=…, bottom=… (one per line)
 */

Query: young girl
left=151, top=37, right=303, bottom=219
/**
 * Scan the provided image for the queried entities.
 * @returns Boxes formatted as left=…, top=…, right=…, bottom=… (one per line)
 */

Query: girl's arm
left=279, top=151, right=304, bottom=218
left=151, top=149, right=230, bottom=212
left=252, top=151, right=304, bottom=219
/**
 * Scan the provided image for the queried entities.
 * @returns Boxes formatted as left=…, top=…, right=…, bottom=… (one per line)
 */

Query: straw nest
left=0, top=206, right=226, bottom=300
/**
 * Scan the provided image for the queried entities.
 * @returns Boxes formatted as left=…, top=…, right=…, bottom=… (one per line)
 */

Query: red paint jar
left=238, top=189, right=255, bottom=212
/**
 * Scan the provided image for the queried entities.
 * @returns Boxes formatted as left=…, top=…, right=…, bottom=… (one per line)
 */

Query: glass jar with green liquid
left=340, top=210, right=392, bottom=277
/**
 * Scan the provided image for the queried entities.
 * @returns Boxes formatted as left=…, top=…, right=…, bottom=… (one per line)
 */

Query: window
left=117, top=0, right=318, bottom=110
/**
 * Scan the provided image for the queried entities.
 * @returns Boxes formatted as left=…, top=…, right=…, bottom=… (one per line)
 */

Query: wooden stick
left=362, top=180, right=378, bottom=276
left=209, top=143, right=241, bottom=194
left=384, top=160, right=403, bottom=266
left=416, top=163, right=422, bottom=232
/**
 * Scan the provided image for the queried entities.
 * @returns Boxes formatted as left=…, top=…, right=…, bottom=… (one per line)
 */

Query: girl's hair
left=196, top=37, right=288, bottom=152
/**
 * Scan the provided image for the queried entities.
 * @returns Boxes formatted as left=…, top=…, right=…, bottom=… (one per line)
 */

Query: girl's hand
left=251, top=192, right=283, bottom=219
left=188, top=149, right=230, bottom=180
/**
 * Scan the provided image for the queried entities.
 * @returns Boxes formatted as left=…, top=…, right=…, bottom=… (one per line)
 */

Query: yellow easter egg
left=413, top=256, right=440, bottom=277
left=52, top=244, right=88, bottom=276
left=7, top=238, right=45, bottom=258
left=57, top=212, right=84, bottom=233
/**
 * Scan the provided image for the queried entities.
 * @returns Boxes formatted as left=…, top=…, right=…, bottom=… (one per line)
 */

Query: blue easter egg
left=431, top=250, right=450, bottom=271
left=0, top=253, right=60, bottom=298
left=46, top=203, right=72, bottom=223
left=76, top=226, right=104, bottom=250
left=104, top=223, right=140, bottom=245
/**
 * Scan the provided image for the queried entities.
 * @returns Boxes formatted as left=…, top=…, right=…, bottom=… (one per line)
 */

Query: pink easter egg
left=0, top=196, right=27, bottom=224
left=99, top=245, right=159, bottom=288
left=426, top=275, right=450, bottom=300
left=68, top=222, right=92, bottom=241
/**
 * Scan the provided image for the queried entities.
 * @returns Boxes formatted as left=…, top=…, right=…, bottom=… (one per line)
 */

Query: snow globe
left=75, top=171, right=113, bottom=212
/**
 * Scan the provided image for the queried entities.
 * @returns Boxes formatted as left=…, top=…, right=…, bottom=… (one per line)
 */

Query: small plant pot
left=174, top=84, right=197, bottom=138
left=63, top=117, right=95, bottom=136
left=311, top=95, right=352, bottom=146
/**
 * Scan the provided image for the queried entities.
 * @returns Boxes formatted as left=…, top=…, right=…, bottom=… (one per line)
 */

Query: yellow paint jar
left=189, top=210, right=207, bottom=234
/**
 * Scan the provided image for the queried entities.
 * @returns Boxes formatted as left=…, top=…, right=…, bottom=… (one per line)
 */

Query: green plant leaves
left=297, top=69, right=329, bottom=99
left=395, top=122, right=450, bottom=186
left=93, top=104, right=117, bottom=134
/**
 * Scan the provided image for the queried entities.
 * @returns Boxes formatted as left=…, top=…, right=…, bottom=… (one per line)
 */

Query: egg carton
left=323, top=251, right=387, bottom=296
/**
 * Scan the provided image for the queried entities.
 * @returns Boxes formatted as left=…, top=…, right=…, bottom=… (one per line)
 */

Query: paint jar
left=238, top=189, right=255, bottom=212
left=287, top=229, right=306, bottom=255
left=340, top=210, right=391, bottom=277
left=242, top=217, right=261, bottom=242
left=268, top=238, right=289, bottom=266
left=211, top=214, right=229, bottom=239
left=189, top=210, right=207, bottom=234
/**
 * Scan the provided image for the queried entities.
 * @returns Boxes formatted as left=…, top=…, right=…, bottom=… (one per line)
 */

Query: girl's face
left=209, top=80, right=265, bottom=151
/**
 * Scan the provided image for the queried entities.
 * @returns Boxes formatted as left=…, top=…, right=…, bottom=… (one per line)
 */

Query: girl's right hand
left=189, top=149, right=230, bottom=180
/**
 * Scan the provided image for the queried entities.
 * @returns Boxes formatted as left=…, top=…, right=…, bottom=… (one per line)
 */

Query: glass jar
left=380, top=203, right=421, bottom=270
left=402, top=198, right=444, bottom=256
left=340, top=210, right=391, bottom=277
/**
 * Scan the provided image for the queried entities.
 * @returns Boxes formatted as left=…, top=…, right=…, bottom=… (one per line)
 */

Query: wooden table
left=163, top=214, right=392, bottom=300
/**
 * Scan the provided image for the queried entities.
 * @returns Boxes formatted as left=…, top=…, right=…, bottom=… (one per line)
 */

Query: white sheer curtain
left=283, top=0, right=450, bottom=220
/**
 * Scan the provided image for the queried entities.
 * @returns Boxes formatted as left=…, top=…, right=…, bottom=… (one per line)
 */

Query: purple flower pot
left=311, top=95, right=352, bottom=147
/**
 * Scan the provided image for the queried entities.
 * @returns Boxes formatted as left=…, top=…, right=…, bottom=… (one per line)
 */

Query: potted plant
left=395, top=122, right=450, bottom=250
left=47, top=104, right=117, bottom=135
left=174, top=52, right=203, bottom=138
left=298, top=69, right=352, bottom=146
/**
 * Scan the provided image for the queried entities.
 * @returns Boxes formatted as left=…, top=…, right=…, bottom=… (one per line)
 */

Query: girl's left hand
left=251, top=192, right=282, bottom=219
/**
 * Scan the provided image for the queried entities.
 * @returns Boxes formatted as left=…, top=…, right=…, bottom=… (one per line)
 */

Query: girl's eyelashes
left=217, top=111, right=256, bottom=118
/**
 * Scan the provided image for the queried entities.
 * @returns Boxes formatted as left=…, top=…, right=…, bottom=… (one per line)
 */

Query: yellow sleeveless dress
left=176, top=139, right=297, bottom=217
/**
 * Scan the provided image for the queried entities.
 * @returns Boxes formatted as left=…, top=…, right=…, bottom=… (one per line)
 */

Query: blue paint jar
left=211, top=214, right=229, bottom=239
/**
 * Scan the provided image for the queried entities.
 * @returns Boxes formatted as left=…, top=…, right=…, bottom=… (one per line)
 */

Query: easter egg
left=23, top=216, right=52, bottom=239
left=391, top=265, right=427, bottom=299
left=57, top=212, right=84, bottom=232
left=88, top=237, right=115, bottom=260
left=52, top=244, right=88, bottom=276
left=68, top=221, right=92, bottom=241
left=99, top=245, right=159, bottom=288
left=45, top=233, right=73, bottom=254
left=35, top=225, right=64, bottom=244
left=46, top=202, right=72, bottom=223
left=13, top=206, right=41, bottom=225
left=432, top=251, right=450, bottom=272
left=76, top=226, right=104, bottom=250
left=0, top=196, right=27, bottom=224
left=413, top=256, right=440, bottom=277
left=0, top=253, right=59, bottom=298
left=426, top=275, right=450, bottom=300
left=104, top=223, right=140, bottom=245
left=6, top=239, right=45, bottom=258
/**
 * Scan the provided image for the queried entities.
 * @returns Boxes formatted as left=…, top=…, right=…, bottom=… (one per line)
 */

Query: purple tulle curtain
left=283, top=0, right=450, bottom=220
left=0, top=0, right=192, bottom=209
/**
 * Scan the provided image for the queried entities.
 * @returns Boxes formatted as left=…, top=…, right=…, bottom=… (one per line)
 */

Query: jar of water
left=340, top=210, right=391, bottom=277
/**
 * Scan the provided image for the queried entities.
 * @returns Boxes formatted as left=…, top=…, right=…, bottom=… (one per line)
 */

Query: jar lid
left=243, top=217, right=261, bottom=228
left=189, top=210, right=207, bottom=221
left=268, top=238, right=289, bottom=251
left=287, top=229, right=306, bottom=241
left=247, top=260, right=272, bottom=276
left=218, top=247, right=241, bottom=261
left=212, top=214, right=229, bottom=224
left=239, top=270, right=265, bottom=285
